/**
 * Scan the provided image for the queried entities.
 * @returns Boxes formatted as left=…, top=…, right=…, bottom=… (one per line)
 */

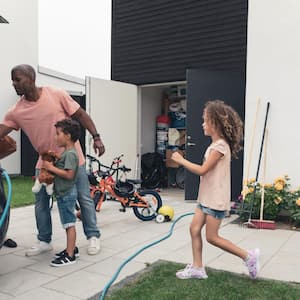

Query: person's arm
left=42, top=160, right=75, bottom=180
left=71, top=107, right=105, bottom=157
left=171, top=149, right=223, bottom=176
left=0, top=124, right=14, bottom=139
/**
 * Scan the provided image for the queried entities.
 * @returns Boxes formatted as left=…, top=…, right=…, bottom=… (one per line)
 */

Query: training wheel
left=155, top=214, right=165, bottom=223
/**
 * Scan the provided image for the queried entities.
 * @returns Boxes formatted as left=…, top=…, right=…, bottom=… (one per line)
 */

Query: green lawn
left=3, top=175, right=35, bottom=208
left=106, top=261, right=300, bottom=300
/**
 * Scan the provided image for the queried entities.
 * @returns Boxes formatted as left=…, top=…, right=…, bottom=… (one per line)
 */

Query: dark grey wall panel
left=112, top=0, right=248, bottom=85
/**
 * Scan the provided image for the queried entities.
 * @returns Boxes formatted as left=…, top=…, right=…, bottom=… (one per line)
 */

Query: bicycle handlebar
left=86, top=154, right=131, bottom=177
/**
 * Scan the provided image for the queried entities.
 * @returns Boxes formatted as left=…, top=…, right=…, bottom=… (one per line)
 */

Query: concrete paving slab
left=0, top=269, right=57, bottom=297
left=11, top=288, right=80, bottom=300
left=43, top=270, right=111, bottom=300
left=0, top=292, right=13, bottom=300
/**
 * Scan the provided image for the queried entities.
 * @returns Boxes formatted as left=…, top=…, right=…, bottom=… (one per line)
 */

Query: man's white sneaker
left=87, top=237, right=100, bottom=255
left=25, top=241, right=53, bottom=257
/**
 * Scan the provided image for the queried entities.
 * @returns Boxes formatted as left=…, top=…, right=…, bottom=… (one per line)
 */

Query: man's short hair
left=11, top=64, right=36, bottom=81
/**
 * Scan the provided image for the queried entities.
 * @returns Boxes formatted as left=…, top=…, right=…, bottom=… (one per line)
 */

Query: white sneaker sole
left=87, top=248, right=100, bottom=255
left=50, top=260, right=76, bottom=267
left=25, top=246, right=53, bottom=257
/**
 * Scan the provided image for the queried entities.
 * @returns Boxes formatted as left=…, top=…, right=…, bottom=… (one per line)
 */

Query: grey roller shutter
left=112, top=0, right=248, bottom=85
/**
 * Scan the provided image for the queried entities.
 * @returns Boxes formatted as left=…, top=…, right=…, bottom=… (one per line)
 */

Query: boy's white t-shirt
left=197, top=139, right=231, bottom=211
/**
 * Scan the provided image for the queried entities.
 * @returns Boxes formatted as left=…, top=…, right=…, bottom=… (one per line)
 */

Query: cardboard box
left=166, top=149, right=184, bottom=168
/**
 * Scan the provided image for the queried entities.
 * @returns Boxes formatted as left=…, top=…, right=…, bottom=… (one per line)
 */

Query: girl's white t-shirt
left=197, top=139, right=231, bottom=211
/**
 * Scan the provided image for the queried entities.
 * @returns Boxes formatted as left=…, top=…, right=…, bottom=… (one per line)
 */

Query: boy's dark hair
left=55, top=118, right=81, bottom=142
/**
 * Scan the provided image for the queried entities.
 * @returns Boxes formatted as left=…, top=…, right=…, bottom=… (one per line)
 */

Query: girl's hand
left=171, top=151, right=184, bottom=164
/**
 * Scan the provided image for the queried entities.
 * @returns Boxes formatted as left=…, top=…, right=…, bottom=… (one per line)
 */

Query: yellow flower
left=274, top=182, right=284, bottom=191
left=241, top=187, right=249, bottom=198
left=296, top=198, right=300, bottom=206
left=249, top=178, right=256, bottom=183
left=248, top=187, right=254, bottom=193
left=274, top=177, right=285, bottom=186
left=274, top=197, right=282, bottom=205
left=243, top=179, right=248, bottom=186
left=264, top=183, right=272, bottom=188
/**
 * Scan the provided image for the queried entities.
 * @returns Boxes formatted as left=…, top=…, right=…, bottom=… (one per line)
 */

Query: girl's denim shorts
left=197, top=203, right=226, bottom=219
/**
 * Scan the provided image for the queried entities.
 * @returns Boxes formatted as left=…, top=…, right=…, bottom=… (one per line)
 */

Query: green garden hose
left=0, top=169, right=12, bottom=228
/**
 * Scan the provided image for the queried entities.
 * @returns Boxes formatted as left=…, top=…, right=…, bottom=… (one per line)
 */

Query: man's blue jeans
left=35, top=165, right=100, bottom=243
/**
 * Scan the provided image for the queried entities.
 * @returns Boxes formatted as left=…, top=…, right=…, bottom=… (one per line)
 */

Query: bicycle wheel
left=175, top=166, right=185, bottom=189
left=133, top=190, right=162, bottom=221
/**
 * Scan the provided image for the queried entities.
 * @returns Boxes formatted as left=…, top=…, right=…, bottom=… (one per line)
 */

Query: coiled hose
left=0, top=169, right=12, bottom=228
left=99, top=212, right=194, bottom=300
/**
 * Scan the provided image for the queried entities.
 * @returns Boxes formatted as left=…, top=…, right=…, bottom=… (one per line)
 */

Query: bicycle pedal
left=119, top=208, right=126, bottom=212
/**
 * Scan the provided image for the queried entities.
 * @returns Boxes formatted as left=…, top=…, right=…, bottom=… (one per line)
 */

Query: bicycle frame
left=91, top=175, right=157, bottom=212
left=86, top=154, right=162, bottom=221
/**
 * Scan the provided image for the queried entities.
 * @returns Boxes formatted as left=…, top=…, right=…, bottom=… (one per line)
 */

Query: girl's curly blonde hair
left=204, top=100, right=243, bottom=158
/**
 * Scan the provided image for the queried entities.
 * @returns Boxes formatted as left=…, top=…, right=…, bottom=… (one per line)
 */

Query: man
left=0, top=64, right=105, bottom=256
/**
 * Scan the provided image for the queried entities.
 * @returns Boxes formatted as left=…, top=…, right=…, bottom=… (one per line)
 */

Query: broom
left=243, top=102, right=270, bottom=228
left=238, top=98, right=260, bottom=220
left=242, top=97, right=261, bottom=200
left=251, top=129, right=276, bottom=229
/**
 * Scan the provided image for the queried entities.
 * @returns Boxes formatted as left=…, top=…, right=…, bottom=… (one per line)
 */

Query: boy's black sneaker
left=50, top=252, right=76, bottom=267
left=54, top=246, right=79, bottom=258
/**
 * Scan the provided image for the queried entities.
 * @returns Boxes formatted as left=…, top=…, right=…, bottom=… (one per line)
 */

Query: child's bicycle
left=86, top=154, right=163, bottom=221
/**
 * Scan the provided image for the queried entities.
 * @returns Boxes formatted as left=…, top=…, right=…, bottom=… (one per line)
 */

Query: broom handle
left=255, top=102, right=270, bottom=181
left=248, top=102, right=270, bottom=221
left=245, top=98, right=261, bottom=181
left=259, top=129, right=268, bottom=221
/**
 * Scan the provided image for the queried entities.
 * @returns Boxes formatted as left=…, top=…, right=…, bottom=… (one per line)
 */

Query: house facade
left=2, top=0, right=300, bottom=198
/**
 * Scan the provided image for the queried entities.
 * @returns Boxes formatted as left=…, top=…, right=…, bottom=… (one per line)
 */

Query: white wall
left=245, top=0, right=300, bottom=187
left=37, top=66, right=85, bottom=94
left=0, top=0, right=38, bottom=173
left=141, top=87, right=165, bottom=154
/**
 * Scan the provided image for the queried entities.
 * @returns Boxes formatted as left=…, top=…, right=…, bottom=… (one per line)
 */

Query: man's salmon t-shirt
left=197, top=139, right=231, bottom=211
left=3, top=86, right=85, bottom=168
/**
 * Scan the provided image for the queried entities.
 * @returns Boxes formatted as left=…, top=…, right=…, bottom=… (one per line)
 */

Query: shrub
left=239, top=175, right=300, bottom=226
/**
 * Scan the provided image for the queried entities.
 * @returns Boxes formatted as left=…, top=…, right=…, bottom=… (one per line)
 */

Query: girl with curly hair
left=171, top=100, right=260, bottom=280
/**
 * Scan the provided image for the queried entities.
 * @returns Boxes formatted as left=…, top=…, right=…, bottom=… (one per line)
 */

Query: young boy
left=42, top=118, right=80, bottom=266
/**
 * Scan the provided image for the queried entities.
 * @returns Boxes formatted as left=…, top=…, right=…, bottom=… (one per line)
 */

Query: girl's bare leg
left=205, top=215, right=248, bottom=259
left=190, top=208, right=206, bottom=267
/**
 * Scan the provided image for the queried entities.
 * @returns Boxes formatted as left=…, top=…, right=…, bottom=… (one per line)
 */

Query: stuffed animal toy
left=32, top=150, right=59, bottom=195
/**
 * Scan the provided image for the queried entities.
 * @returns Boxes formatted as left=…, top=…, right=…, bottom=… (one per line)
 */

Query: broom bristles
left=251, top=219, right=276, bottom=230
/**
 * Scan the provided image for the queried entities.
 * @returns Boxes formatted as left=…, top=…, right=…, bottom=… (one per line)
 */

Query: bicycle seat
left=114, top=180, right=135, bottom=197
left=127, top=179, right=142, bottom=185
